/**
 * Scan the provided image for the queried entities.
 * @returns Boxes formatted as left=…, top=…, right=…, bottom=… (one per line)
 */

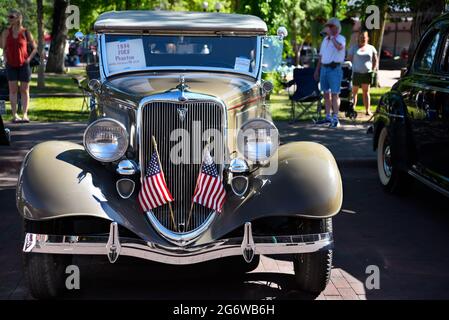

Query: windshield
left=103, top=34, right=259, bottom=77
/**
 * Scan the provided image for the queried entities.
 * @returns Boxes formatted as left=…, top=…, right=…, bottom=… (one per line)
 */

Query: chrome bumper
left=23, top=222, right=333, bottom=265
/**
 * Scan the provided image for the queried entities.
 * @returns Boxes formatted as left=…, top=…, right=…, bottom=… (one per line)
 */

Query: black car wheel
left=293, top=218, right=332, bottom=294
left=377, top=127, right=410, bottom=193
left=23, top=220, right=72, bottom=299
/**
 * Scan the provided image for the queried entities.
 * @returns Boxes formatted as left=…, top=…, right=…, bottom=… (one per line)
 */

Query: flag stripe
left=138, top=151, right=173, bottom=212
left=149, top=177, right=163, bottom=207
left=192, top=147, right=226, bottom=213
left=139, top=186, right=151, bottom=211
left=207, top=179, right=219, bottom=209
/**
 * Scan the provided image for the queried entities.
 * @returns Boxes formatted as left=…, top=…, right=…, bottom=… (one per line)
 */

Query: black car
left=373, top=13, right=449, bottom=197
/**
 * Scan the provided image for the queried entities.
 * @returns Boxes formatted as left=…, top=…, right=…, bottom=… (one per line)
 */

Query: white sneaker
left=329, top=118, right=340, bottom=128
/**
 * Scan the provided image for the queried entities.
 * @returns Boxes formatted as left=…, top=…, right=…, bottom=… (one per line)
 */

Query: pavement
left=378, top=69, right=401, bottom=88
left=2, top=119, right=449, bottom=300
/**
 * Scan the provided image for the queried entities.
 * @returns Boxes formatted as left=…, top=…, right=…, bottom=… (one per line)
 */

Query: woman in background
left=0, top=9, right=37, bottom=123
left=348, top=30, right=378, bottom=116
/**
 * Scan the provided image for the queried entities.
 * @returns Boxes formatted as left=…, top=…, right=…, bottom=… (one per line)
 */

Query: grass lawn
left=29, top=67, right=86, bottom=95
left=2, top=97, right=88, bottom=122
left=1, top=68, right=88, bottom=122
left=269, top=87, right=390, bottom=121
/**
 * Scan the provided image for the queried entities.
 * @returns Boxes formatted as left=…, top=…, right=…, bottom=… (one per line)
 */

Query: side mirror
left=74, top=31, right=85, bottom=41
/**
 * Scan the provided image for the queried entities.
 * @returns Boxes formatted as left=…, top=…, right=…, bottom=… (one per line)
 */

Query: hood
left=105, top=72, right=259, bottom=108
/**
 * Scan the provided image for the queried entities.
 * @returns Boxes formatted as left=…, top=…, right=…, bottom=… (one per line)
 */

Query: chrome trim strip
left=408, top=169, right=449, bottom=198
left=23, top=222, right=333, bottom=265
left=146, top=211, right=217, bottom=246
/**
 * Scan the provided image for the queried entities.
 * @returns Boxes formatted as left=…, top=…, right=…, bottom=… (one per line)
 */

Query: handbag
left=25, top=29, right=40, bottom=68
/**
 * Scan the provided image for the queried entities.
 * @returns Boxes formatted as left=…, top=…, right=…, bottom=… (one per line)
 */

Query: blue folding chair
left=284, top=67, right=323, bottom=123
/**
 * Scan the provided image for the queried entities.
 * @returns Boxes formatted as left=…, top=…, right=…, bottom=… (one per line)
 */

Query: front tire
left=23, top=220, right=72, bottom=299
left=293, top=218, right=333, bottom=294
left=377, top=126, right=411, bottom=193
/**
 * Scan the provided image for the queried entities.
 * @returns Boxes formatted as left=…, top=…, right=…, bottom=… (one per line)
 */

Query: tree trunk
left=45, top=0, right=69, bottom=74
left=408, top=0, right=445, bottom=64
left=367, top=3, right=388, bottom=86
left=37, top=0, right=45, bottom=88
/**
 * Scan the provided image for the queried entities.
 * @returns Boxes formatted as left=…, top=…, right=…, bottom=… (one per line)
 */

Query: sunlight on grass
left=3, top=97, right=88, bottom=122
left=269, top=87, right=389, bottom=121
left=29, top=67, right=87, bottom=94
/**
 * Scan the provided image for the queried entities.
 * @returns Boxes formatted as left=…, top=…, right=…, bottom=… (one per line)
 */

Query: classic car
left=374, top=13, right=449, bottom=197
left=17, top=10, right=342, bottom=299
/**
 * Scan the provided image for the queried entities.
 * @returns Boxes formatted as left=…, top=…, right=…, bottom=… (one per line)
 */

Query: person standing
left=314, top=18, right=346, bottom=128
left=0, top=9, right=37, bottom=123
left=348, top=31, right=378, bottom=116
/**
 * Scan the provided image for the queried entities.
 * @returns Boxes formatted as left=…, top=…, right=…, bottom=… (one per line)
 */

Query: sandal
left=12, top=117, right=22, bottom=123
left=22, top=116, right=30, bottom=123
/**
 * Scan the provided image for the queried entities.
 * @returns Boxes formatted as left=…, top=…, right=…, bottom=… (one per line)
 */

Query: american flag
left=192, top=147, right=226, bottom=213
left=138, top=152, right=174, bottom=212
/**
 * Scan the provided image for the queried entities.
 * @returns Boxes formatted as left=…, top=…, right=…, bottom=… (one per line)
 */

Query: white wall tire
left=377, top=127, right=392, bottom=186
left=376, top=126, right=411, bottom=193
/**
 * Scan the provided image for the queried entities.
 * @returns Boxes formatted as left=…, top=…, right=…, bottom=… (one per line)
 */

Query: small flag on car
left=192, top=146, right=226, bottom=213
left=138, top=151, right=174, bottom=212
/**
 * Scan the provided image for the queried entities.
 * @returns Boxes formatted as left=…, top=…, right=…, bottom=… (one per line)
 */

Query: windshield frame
left=98, top=33, right=262, bottom=80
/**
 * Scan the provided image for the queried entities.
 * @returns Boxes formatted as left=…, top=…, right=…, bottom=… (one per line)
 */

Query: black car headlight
left=83, top=118, right=128, bottom=162
left=237, top=119, right=279, bottom=162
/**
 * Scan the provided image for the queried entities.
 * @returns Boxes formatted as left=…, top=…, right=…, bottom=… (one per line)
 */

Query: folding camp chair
left=72, top=76, right=89, bottom=111
left=285, top=67, right=322, bottom=123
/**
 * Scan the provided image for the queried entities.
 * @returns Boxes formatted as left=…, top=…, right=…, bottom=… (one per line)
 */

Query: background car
left=373, top=13, right=449, bottom=197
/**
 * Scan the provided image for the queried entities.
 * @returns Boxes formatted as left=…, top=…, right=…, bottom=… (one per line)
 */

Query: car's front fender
left=205, top=141, right=343, bottom=242
left=17, top=140, right=342, bottom=245
left=16, top=141, right=166, bottom=244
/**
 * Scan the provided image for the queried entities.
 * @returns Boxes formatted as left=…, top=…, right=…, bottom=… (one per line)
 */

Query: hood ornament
left=176, top=75, right=189, bottom=122
left=176, top=75, right=189, bottom=102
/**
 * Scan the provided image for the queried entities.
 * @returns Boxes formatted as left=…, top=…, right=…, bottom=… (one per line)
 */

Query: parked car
left=18, top=10, right=342, bottom=298
left=373, top=13, right=449, bottom=197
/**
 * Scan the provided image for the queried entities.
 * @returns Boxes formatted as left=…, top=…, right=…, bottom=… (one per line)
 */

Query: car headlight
left=237, top=119, right=279, bottom=162
left=83, top=118, right=128, bottom=162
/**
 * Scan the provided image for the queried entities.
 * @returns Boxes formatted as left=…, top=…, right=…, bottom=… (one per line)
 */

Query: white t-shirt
left=319, top=34, right=346, bottom=64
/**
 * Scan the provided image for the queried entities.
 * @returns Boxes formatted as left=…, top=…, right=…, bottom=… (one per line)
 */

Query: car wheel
left=377, top=126, right=410, bottom=193
left=23, top=220, right=72, bottom=299
left=293, top=218, right=332, bottom=294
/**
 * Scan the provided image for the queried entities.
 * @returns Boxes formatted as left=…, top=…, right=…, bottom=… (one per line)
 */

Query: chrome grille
left=140, top=100, right=224, bottom=232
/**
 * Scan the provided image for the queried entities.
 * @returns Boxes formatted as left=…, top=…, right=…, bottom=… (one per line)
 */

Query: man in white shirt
left=314, top=18, right=346, bottom=128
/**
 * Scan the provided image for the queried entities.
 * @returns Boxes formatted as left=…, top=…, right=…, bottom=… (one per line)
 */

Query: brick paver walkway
left=251, top=256, right=366, bottom=300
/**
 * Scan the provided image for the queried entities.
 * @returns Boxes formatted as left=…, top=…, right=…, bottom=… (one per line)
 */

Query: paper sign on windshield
left=234, top=57, right=251, bottom=72
left=106, top=38, right=146, bottom=73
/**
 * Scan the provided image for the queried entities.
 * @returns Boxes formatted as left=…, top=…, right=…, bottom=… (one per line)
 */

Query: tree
left=45, top=0, right=69, bottom=73
left=36, top=0, right=45, bottom=88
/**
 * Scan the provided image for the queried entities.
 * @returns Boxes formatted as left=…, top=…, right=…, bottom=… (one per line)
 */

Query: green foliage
left=0, top=0, right=37, bottom=35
